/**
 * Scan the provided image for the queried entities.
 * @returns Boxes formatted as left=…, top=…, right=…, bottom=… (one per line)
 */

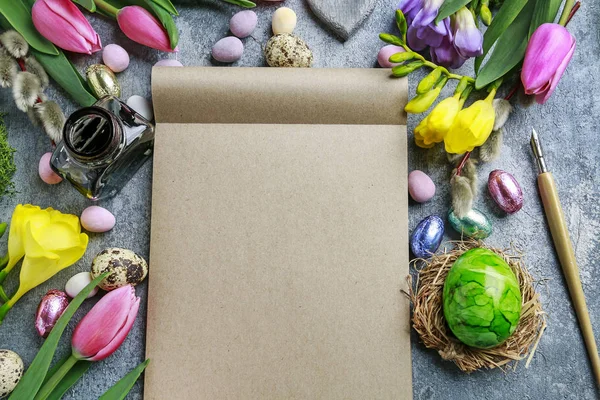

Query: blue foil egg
left=410, top=215, right=444, bottom=259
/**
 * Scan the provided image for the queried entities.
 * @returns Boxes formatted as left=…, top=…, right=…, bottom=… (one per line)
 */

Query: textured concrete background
left=0, top=0, right=598, bottom=398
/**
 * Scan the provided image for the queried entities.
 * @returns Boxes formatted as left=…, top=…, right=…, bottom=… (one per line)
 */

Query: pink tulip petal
left=117, top=6, right=174, bottom=52
left=89, top=296, right=140, bottom=361
left=521, top=24, right=574, bottom=94
left=72, top=285, right=136, bottom=359
left=536, top=39, right=575, bottom=104
left=32, top=0, right=101, bottom=54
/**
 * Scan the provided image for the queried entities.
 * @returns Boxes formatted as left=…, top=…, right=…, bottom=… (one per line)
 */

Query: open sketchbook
left=145, top=67, right=412, bottom=399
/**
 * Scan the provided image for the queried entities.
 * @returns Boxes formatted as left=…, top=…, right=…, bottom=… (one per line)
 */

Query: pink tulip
left=71, top=285, right=140, bottom=361
left=117, top=6, right=176, bottom=52
left=521, top=23, right=575, bottom=104
left=32, top=0, right=101, bottom=54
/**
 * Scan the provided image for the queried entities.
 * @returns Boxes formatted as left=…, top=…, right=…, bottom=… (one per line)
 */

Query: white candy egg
left=65, top=272, right=98, bottom=299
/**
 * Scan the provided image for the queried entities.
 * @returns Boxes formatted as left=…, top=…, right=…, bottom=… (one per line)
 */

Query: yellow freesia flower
left=405, top=87, right=442, bottom=114
left=0, top=205, right=88, bottom=324
left=413, top=93, right=462, bottom=148
left=444, top=90, right=496, bottom=154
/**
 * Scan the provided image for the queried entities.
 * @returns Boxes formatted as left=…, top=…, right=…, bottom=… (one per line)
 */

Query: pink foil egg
left=408, top=170, right=436, bottom=203
left=35, top=290, right=70, bottom=338
left=377, top=45, right=405, bottom=68
left=81, top=206, right=116, bottom=233
left=39, top=152, right=62, bottom=184
left=488, top=169, right=523, bottom=214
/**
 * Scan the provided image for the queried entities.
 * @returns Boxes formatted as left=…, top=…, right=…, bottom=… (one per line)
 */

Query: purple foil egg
left=488, top=169, right=523, bottom=214
left=35, top=290, right=70, bottom=338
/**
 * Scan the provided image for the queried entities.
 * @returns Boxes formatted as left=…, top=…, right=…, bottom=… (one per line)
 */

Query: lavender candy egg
left=230, top=10, right=258, bottom=38
left=488, top=169, right=523, bottom=214
left=212, top=37, right=244, bottom=63
left=410, top=215, right=444, bottom=259
left=35, top=290, right=70, bottom=338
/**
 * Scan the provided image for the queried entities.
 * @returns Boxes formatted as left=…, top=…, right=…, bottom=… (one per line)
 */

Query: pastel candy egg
left=488, top=169, right=523, bottom=214
left=377, top=45, right=405, bottom=68
left=272, top=7, right=297, bottom=34
left=410, top=215, right=444, bottom=258
left=448, top=208, right=492, bottom=239
left=39, top=152, right=62, bottom=184
left=212, top=36, right=244, bottom=63
left=230, top=10, right=258, bottom=38
left=81, top=205, right=116, bottom=233
left=65, top=272, right=99, bottom=299
left=102, top=44, right=129, bottom=73
left=154, top=59, right=183, bottom=67
left=408, top=170, right=435, bottom=202
left=127, top=95, right=154, bottom=121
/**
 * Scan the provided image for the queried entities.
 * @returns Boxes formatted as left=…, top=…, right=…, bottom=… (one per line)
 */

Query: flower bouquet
left=380, top=0, right=579, bottom=217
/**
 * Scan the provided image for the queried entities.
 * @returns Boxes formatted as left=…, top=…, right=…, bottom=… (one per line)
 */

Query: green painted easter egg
left=443, top=248, right=521, bottom=349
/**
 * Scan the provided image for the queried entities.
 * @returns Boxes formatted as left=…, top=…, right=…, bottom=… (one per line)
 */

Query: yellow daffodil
left=444, top=90, right=496, bottom=154
left=413, top=93, right=462, bottom=148
left=0, top=205, right=88, bottom=324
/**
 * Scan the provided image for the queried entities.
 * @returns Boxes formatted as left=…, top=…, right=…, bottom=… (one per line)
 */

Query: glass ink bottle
left=51, top=96, right=154, bottom=201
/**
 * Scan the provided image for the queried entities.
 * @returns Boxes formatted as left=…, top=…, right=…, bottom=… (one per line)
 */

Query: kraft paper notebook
left=146, top=67, right=411, bottom=399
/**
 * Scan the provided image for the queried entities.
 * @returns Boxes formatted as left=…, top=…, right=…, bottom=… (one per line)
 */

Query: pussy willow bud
left=479, top=128, right=504, bottom=162
left=0, top=54, right=18, bottom=88
left=417, top=68, right=443, bottom=94
left=0, top=31, right=29, bottom=59
left=462, top=159, right=478, bottom=196
left=35, top=100, right=66, bottom=143
left=13, top=71, right=41, bottom=112
left=451, top=171, right=473, bottom=218
left=492, top=98, right=512, bottom=130
left=25, top=56, right=49, bottom=89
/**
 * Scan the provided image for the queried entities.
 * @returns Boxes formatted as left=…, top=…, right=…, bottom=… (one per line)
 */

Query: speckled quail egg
left=264, top=33, right=313, bottom=68
left=0, top=349, right=24, bottom=398
left=91, top=248, right=148, bottom=291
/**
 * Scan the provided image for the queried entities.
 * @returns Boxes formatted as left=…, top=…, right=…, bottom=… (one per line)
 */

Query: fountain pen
left=531, top=128, right=600, bottom=385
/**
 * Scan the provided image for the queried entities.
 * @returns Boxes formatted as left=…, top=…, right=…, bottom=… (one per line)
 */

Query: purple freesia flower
left=398, top=0, right=423, bottom=24
left=412, top=0, right=445, bottom=28
left=451, top=7, right=483, bottom=58
left=521, top=23, right=575, bottom=104
left=431, top=36, right=467, bottom=69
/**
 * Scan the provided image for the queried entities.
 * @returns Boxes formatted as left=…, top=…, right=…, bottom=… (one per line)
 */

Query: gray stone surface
left=0, top=0, right=598, bottom=399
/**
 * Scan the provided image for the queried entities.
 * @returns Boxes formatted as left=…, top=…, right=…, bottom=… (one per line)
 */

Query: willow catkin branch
left=24, top=56, right=49, bottom=89
left=35, top=101, right=65, bottom=144
left=479, top=128, right=504, bottom=163
left=0, top=31, right=29, bottom=59
left=0, top=54, right=18, bottom=88
left=13, top=71, right=42, bottom=112
left=462, top=159, right=478, bottom=197
left=450, top=170, right=473, bottom=218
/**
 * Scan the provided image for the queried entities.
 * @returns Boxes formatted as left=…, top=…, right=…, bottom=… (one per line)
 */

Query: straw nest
left=405, top=240, right=546, bottom=373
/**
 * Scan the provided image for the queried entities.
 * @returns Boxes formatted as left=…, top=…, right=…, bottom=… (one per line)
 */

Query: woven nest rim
left=405, top=240, right=547, bottom=373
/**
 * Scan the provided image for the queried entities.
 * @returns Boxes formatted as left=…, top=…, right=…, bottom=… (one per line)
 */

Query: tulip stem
left=0, top=253, right=8, bottom=271
left=558, top=0, right=575, bottom=26
left=94, top=0, right=119, bottom=17
left=0, top=286, right=9, bottom=303
left=34, top=354, right=79, bottom=400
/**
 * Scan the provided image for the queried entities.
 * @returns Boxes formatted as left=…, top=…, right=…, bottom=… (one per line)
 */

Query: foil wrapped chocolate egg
left=410, top=215, right=444, bottom=258
left=488, top=169, right=523, bottom=214
left=35, top=290, right=70, bottom=338
left=86, top=64, right=121, bottom=98
left=448, top=208, right=492, bottom=239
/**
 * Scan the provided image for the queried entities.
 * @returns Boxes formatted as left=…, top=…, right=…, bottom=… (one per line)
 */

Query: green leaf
left=31, top=48, right=97, bottom=106
left=529, top=0, right=562, bottom=36
left=379, top=33, right=404, bottom=46
left=0, top=0, right=58, bottom=55
left=435, top=0, right=471, bottom=23
left=99, top=360, right=150, bottom=400
left=72, top=0, right=96, bottom=12
left=220, top=0, right=256, bottom=7
left=395, top=10, right=407, bottom=43
left=474, top=0, right=529, bottom=72
left=8, top=272, right=109, bottom=400
left=475, top=0, right=535, bottom=89
left=44, top=360, right=92, bottom=400
left=144, top=0, right=179, bottom=49
left=148, top=0, right=178, bottom=15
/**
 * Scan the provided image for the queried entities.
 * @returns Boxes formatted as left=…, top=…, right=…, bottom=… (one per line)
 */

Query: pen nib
left=530, top=128, right=548, bottom=173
